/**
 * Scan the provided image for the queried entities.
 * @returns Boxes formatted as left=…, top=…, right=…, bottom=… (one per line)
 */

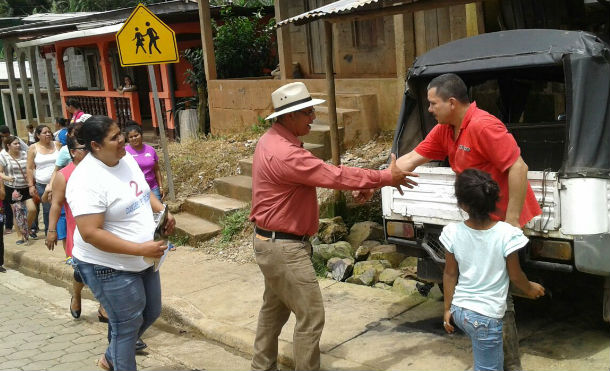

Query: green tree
left=213, top=7, right=277, bottom=78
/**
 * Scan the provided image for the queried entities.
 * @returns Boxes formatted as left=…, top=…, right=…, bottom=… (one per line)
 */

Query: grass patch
left=251, top=116, right=271, bottom=135
left=311, top=254, right=327, bottom=278
left=219, top=208, right=251, bottom=243
left=169, top=234, right=190, bottom=247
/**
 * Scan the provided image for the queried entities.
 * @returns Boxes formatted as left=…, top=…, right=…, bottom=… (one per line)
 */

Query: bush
left=213, top=7, right=277, bottom=78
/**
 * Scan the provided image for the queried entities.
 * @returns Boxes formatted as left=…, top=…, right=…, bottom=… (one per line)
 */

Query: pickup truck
left=382, top=29, right=610, bottom=320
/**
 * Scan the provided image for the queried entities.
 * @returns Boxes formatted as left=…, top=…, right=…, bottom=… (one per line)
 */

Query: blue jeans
left=74, top=258, right=161, bottom=370
left=34, top=182, right=50, bottom=234
left=451, top=305, right=504, bottom=371
left=151, top=186, right=162, bottom=201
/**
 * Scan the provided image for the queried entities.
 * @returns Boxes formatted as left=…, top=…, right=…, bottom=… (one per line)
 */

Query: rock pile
left=313, top=217, right=425, bottom=295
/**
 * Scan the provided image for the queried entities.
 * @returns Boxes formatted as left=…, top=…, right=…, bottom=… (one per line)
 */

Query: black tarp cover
left=404, top=29, right=610, bottom=178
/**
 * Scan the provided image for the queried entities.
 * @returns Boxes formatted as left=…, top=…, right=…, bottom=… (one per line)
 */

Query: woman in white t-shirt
left=26, top=124, right=61, bottom=237
left=441, top=169, right=545, bottom=371
left=66, top=116, right=175, bottom=371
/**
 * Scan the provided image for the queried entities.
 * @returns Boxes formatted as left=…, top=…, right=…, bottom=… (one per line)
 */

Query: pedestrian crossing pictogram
left=116, top=4, right=179, bottom=66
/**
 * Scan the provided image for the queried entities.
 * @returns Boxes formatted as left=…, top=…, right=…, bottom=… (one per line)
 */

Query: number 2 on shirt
left=130, top=180, right=143, bottom=197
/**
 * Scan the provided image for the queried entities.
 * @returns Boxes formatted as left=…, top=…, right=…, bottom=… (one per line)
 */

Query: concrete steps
left=174, top=212, right=222, bottom=245
left=238, top=158, right=253, bottom=176
left=174, top=160, right=253, bottom=245
left=214, top=175, right=252, bottom=203
left=182, top=194, right=248, bottom=224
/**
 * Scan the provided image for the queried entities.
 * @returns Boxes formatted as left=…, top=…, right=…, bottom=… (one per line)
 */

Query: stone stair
left=173, top=158, right=253, bottom=245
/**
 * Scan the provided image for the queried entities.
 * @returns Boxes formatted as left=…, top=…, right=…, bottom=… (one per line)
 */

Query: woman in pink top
left=124, top=121, right=164, bottom=200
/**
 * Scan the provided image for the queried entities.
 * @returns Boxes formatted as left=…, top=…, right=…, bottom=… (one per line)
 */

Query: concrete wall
left=208, top=78, right=399, bottom=134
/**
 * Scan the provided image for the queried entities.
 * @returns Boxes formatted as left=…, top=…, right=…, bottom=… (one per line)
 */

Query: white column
left=17, top=50, right=34, bottom=124
left=44, top=55, right=58, bottom=120
left=28, top=46, right=46, bottom=124
left=1, top=91, right=14, bottom=130
left=5, top=45, right=21, bottom=133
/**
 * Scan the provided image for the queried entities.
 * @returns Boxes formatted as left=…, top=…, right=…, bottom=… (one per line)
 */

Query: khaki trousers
left=251, top=235, right=325, bottom=371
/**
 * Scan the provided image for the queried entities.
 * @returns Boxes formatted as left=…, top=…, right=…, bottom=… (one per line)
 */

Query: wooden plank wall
left=413, top=3, right=484, bottom=57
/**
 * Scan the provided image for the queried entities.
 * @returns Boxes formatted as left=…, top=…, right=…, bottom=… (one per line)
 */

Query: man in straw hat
left=249, top=82, right=418, bottom=370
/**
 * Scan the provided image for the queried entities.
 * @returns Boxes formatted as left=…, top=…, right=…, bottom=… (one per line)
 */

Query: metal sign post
left=116, top=4, right=179, bottom=201
left=148, top=65, right=175, bottom=200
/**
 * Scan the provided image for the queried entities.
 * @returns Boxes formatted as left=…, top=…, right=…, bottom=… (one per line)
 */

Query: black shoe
left=0, top=266, right=6, bottom=273
left=135, top=338, right=147, bottom=352
left=70, top=296, right=81, bottom=318
left=29, top=232, right=38, bottom=240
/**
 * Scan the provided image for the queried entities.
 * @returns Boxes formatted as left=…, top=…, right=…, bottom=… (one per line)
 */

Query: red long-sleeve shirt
left=249, top=123, right=393, bottom=236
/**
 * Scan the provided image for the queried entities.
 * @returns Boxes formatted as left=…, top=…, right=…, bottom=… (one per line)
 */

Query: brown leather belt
left=255, top=226, right=308, bottom=241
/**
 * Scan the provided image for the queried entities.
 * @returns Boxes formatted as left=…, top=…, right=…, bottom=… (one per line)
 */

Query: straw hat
left=265, top=82, right=325, bottom=120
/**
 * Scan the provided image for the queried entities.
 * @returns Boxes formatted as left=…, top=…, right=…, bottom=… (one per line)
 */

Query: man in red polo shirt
left=396, top=73, right=542, bottom=370
left=249, top=82, right=418, bottom=371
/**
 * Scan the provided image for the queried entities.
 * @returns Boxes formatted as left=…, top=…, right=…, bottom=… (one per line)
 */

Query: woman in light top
left=117, top=75, right=137, bottom=94
left=125, top=122, right=164, bottom=200
left=67, top=115, right=174, bottom=370
left=26, top=125, right=61, bottom=237
left=442, top=168, right=545, bottom=371
left=0, top=136, right=36, bottom=244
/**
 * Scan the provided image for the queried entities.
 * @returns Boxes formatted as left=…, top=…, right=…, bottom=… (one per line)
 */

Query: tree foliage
left=212, top=7, right=277, bottom=79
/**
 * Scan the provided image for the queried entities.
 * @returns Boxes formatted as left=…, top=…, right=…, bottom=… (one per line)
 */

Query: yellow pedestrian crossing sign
left=116, top=4, right=179, bottom=66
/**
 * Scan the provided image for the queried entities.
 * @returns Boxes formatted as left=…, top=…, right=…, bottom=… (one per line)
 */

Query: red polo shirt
left=415, top=102, right=541, bottom=226
left=250, top=123, right=394, bottom=236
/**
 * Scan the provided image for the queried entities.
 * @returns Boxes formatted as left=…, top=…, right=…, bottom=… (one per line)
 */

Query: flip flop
left=98, top=308, right=109, bottom=323
left=96, top=354, right=114, bottom=371
left=70, top=296, right=81, bottom=319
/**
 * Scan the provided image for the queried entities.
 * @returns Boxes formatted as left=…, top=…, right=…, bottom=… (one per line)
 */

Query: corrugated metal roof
left=277, top=0, right=383, bottom=26
left=276, top=0, right=476, bottom=26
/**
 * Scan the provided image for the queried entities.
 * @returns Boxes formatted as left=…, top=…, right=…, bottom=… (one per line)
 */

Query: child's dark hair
left=455, top=168, right=500, bottom=221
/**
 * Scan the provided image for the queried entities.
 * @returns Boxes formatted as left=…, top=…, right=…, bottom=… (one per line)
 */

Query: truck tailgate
left=382, top=167, right=560, bottom=232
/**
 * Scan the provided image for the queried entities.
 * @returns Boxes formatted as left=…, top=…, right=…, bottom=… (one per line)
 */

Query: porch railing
left=61, top=91, right=141, bottom=129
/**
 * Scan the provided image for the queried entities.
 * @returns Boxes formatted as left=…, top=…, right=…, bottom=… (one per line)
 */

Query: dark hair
left=455, top=168, right=500, bottom=221
left=66, top=98, right=81, bottom=109
left=124, top=123, right=142, bottom=136
left=26, top=124, right=34, bottom=130
left=427, top=73, right=470, bottom=104
left=123, top=75, right=133, bottom=83
left=55, top=117, right=68, bottom=127
left=3, top=135, right=19, bottom=152
left=67, top=134, right=85, bottom=161
left=75, top=115, right=115, bottom=151
left=0, top=126, right=10, bottom=135
left=34, top=124, right=50, bottom=142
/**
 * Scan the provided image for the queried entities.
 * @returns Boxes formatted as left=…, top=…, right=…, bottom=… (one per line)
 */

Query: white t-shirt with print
left=67, top=153, right=155, bottom=272
left=440, top=221, right=529, bottom=319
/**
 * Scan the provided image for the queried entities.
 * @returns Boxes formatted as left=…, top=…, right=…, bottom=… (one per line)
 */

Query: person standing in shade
left=388, top=73, right=543, bottom=371
left=66, top=98, right=85, bottom=125
left=124, top=122, right=164, bottom=201
left=249, top=82, right=418, bottom=371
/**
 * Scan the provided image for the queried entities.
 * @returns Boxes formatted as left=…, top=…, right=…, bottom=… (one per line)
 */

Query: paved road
left=0, top=268, right=251, bottom=371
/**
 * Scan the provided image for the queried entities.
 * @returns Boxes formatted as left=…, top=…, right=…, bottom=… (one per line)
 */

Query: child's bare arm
left=506, top=252, right=545, bottom=299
